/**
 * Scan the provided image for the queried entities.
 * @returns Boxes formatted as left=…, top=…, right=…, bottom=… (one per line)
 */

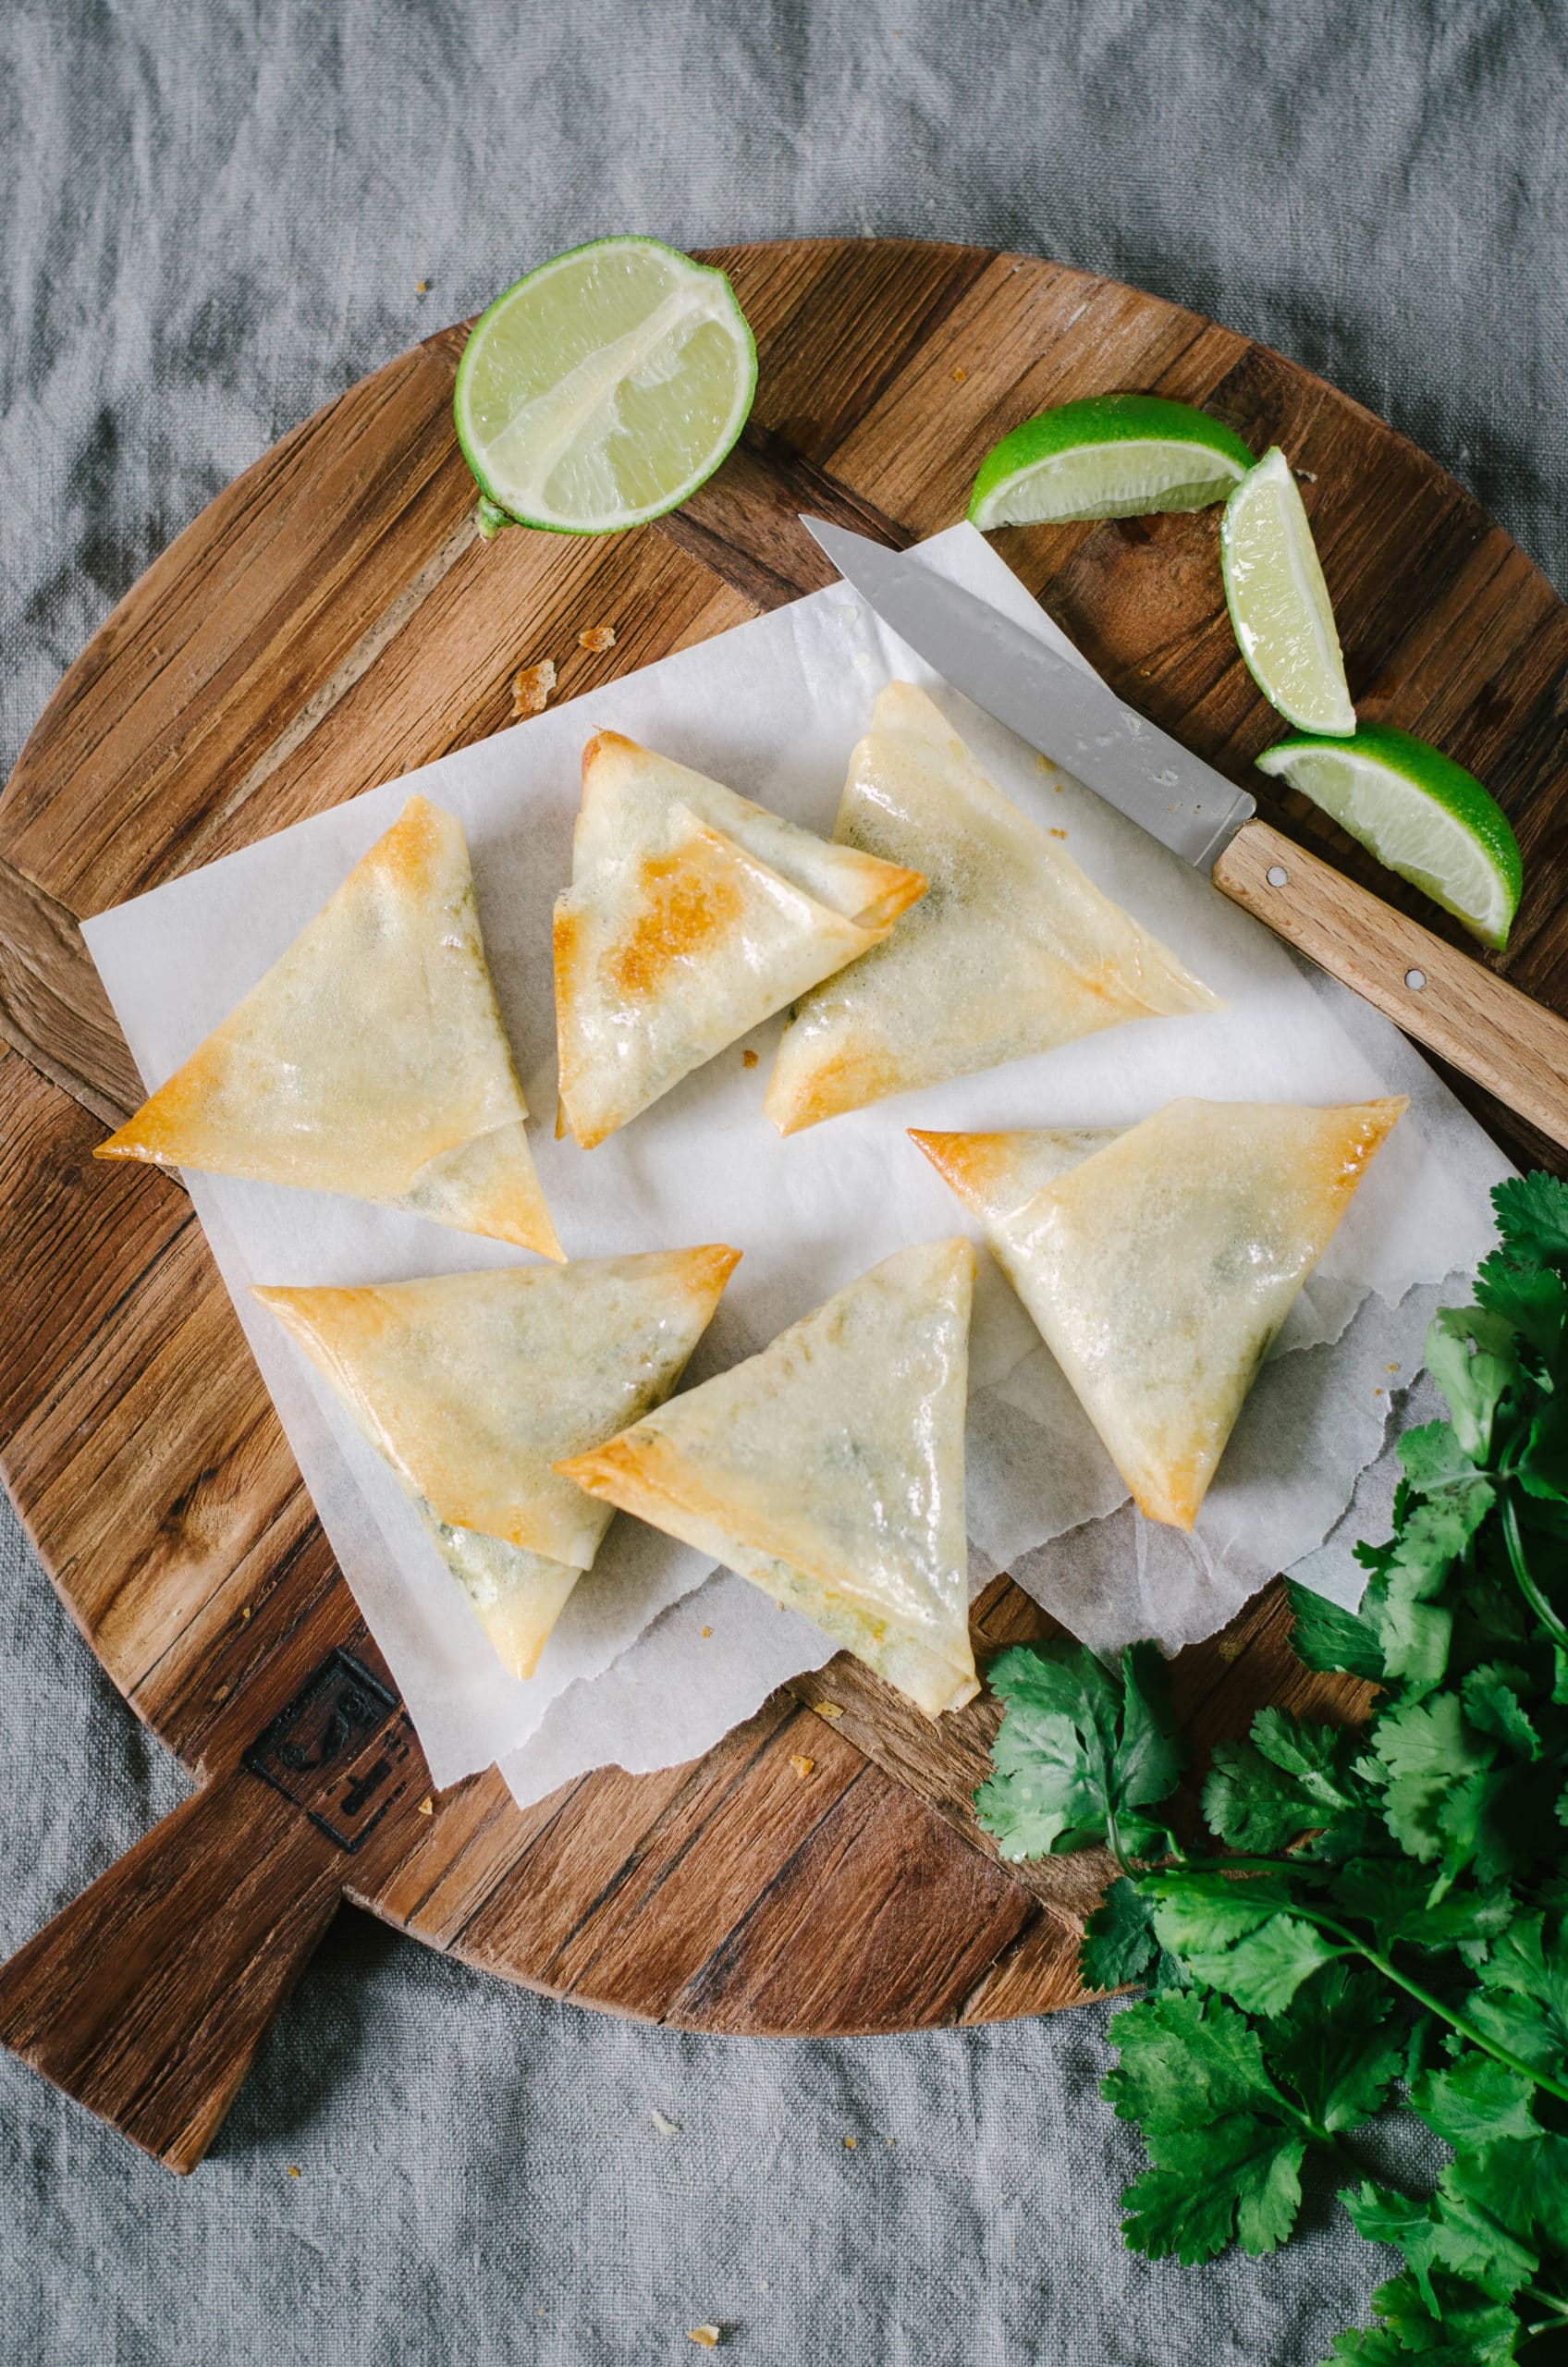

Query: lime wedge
left=1256, top=723, right=1523, bottom=949
left=1220, top=448, right=1354, bottom=735
left=968, top=394, right=1254, bottom=527
left=455, top=237, right=756, bottom=534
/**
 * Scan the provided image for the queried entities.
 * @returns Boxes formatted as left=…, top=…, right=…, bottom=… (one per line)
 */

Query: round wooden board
left=2, top=238, right=1564, bottom=2173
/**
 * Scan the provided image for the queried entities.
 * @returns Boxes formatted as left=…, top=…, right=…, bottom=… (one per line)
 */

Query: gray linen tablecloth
left=2, top=4, right=1562, bottom=2360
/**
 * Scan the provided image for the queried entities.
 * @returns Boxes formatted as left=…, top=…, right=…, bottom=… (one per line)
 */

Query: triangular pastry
left=255, top=1245, right=739, bottom=1678
left=913, top=1097, right=1406, bottom=1530
left=765, top=683, right=1220, bottom=1133
left=554, top=730, right=925, bottom=1147
left=558, top=1239, right=980, bottom=1718
left=97, top=795, right=562, bottom=1257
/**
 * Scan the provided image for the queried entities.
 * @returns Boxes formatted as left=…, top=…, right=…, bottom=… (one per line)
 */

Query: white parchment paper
left=82, top=524, right=1512, bottom=1798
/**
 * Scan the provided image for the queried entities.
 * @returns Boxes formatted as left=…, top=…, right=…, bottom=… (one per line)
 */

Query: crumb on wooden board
left=511, top=658, right=557, bottom=717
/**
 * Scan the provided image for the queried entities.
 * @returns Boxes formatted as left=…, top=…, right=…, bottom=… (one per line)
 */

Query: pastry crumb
left=417, top=1796, right=434, bottom=1816
left=287, top=2165, right=300, bottom=2178
left=789, top=1753, right=815, bottom=1779
left=1386, top=1362, right=1401, bottom=1373
left=578, top=623, right=618, bottom=651
left=688, top=2329, right=721, bottom=2349
left=741, top=1048, right=759, bottom=1069
left=650, top=2107, right=680, bottom=2135
left=816, top=1702, right=844, bottom=1721
left=210, top=1683, right=231, bottom=1706
left=1049, top=827, right=1067, bottom=839
left=843, top=2135, right=857, bottom=2150
left=415, top=279, right=430, bottom=294
left=701, top=1625, right=713, bottom=1638
left=239, top=1605, right=252, bottom=1625
left=950, top=364, right=968, bottom=384
left=511, top=658, right=557, bottom=717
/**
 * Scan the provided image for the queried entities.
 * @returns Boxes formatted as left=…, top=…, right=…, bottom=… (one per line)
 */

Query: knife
left=802, top=514, right=1568, bottom=1153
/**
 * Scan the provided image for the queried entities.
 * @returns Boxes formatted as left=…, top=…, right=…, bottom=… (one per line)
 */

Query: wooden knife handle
left=0, top=1766, right=344, bottom=2173
left=1212, top=817, right=1568, bottom=1151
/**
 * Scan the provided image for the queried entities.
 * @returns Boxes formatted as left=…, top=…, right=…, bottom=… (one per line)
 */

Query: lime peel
left=1257, top=723, right=1523, bottom=950
left=968, top=394, right=1254, bottom=528
left=455, top=236, right=756, bottom=535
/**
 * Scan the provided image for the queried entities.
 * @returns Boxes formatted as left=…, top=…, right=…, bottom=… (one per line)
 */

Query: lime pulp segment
left=455, top=237, right=756, bottom=533
left=1221, top=448, right=1354, bottom=736
left=1256, top=724, right=1523, bottom=949
left=968, top=394, right=1254, bottom=527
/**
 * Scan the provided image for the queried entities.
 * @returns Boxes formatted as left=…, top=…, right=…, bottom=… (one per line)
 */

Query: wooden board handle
left=0, top=1767, right=345, bottom=2172
left=1213, top=818, right=1568, bottom=1150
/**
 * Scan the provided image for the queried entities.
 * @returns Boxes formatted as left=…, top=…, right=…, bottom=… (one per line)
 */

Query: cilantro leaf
left=1343, top=2182, right=1442, bottom=2287
left=1080, top=1875, right=1159, bottom=1993
left=1328, top=2271, right=1524, bottom=2365
left=1203, top=1709, right=1368, bottom=1853
left=1424, top=1306, right=1520, bottom=1462
left=1493, top=1171, right=1568, bottom=1266
left=1261, top=1962, right=1405, bottom=2132
left=1475, top=1245, right=1567, bottom=1360
left=1411, top=2054, right=1537, bottom=2148
left=1102, top=1988, right=1281, bottom=2128
left=1145, top=1875, right=1336, bottom=2016
left=974, top=1639, right=1184, bottom=1860
left=1285, top=1578, right=1387, bottom=1683
left=1104, top=1991, right=1313, bottom=2263
left=1428, top=2140, right=1540, bottom=2301
left=1371, top=1693, right=1495, bottom=1863
left=1363, top=1484, right=1495, bottom=1687
left=1519, top=1391, right=1568, bottom=1502
left=1467, top=1912, right=1568, bottom=2070
left=1398, top=1419, right=1486, bottom=1495
left=1439, top=1761, right=1562, bottom=1886
left=1345, top=2144, right=1541, bottom=2316
left=1329, top=1857, right=1514, bottom=1951
left=1116, top=1642, right=1186, bottom=1834
left=1121, top=2117, right=1305, bottom=2263
left=1535, top=2132, right=1568, bottom=2250
left=1461, top=1663, right=1542, bottom=1759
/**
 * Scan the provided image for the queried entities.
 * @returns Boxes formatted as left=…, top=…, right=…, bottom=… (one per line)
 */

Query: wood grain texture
left=2, top=237, right=1560, bottom=2168
left=1214, top=817, right=1568, bottom=1147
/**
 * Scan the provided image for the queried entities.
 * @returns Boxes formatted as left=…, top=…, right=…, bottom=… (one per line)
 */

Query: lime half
left=455, top=237, right=756, bottom=533
left=1257, top=723, right=1523, bottom=949
left=1221, top=447, right=1354, bottom=735
left=968, top=394, right=1254, bottom=527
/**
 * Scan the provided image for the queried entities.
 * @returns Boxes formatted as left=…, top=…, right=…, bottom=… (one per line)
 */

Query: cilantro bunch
left=976, top=1174, right=1568, bottom=2364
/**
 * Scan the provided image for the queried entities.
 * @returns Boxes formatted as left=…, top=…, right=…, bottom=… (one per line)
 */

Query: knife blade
left=799, top=512, right=1568, bottom=1155
left=800, top=515, right=1255, bottom=873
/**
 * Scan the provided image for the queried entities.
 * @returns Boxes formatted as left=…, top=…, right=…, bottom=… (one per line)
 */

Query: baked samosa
left=558, top=1238, right=979, bottom=1718
left=255, top=1245, right=739, bottom=1678
left=913, top=1097, right=1405, bottom=1531
left=554, top=730, right=925, bottom=1147
left=98, top=795, right=562, bottom=1257
left=766, top=683, right=1219, bottom=1133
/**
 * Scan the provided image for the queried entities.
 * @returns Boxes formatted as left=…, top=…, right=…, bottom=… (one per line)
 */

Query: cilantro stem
left=1501, top=1484, right=1568, bottom=1651
left=1344, top=1942, right=1568, bottom=2108
left=1143, top=1866, right=1568, bottom=2106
